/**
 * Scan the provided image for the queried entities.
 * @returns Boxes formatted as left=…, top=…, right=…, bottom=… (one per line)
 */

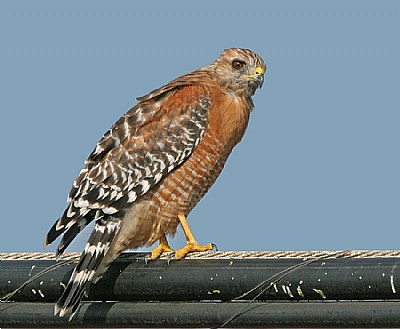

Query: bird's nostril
left=255, top=67, right=264, bottom=75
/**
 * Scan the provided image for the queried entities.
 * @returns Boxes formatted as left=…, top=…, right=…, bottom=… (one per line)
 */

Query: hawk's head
left=211, top=48, right=266, bottom=97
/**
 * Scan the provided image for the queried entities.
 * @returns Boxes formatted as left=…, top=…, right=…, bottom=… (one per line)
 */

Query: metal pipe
left=1, top=301, right=400, bottom=328
left=1, top=252, right=400, bottom=303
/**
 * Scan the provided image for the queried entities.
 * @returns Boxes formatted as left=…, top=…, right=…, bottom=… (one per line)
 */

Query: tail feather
left=55, top=217, right=121, bottom=319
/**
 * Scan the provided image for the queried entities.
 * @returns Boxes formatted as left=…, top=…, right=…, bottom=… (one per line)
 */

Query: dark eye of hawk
left=232, top=60, right=246, bottom=70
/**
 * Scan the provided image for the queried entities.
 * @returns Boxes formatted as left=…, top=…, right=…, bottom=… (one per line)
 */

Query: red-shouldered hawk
left=45, top=48, right=266, bottom=318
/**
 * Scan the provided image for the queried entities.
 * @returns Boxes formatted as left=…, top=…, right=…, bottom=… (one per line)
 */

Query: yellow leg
left=174, top=213, right=214, bottom=259
left=150, top=234, right=174, bottom=260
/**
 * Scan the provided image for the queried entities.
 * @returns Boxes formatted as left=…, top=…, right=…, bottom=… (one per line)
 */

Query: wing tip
left=43, top=237, right=50, bottom=250
left=44, top=217, right=65, bottom=248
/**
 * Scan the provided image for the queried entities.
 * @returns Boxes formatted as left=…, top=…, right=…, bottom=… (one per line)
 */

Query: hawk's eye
left=232, top=60, right=245, bottom=70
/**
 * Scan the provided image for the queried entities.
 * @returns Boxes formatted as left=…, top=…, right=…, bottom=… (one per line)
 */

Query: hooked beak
left=242, top=66, right=265, bottom=88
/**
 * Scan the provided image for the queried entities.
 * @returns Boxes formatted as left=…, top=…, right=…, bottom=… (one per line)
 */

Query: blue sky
left=1, top=1, right=399, bottom=253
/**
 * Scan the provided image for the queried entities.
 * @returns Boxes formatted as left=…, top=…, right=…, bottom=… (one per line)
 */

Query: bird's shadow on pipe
left=80, top=253, right=150, bottom=321
left=82, top=301, right=116, bottom=323
left=85, top=252, right=149, bottom=302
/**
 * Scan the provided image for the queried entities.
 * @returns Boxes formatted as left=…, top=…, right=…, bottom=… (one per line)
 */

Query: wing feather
left=45, top=84, right=211, bottom=250
left=47, top=83, right=213, bottom=318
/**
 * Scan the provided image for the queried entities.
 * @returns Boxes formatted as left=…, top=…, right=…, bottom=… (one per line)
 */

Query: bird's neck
left=208, top=90, right=253, bottom=151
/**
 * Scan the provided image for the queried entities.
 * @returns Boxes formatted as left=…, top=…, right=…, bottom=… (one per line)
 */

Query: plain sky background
left=1, top=1, right=399, bottom=254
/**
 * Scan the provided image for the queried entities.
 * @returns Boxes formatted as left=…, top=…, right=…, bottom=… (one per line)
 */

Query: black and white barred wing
left=45, top=85, right=210, bottom=253
left=45, top=85, right=211, bottom=318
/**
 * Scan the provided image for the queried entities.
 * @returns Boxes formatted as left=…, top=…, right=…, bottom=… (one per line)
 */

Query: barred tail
left=55, top=217, right=121, bottom=319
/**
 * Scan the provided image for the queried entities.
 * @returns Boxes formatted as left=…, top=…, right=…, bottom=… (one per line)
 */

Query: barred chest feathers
left=111, top=92, right=253, bottom=253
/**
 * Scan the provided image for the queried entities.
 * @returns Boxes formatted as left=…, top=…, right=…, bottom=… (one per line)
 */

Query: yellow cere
left=255, top=66, right=264, bottom=75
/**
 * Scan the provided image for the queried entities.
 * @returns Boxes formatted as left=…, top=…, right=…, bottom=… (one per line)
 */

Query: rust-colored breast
left=116, top=86, right=253, bottom=250
left=141, top=88, right=252, bottom=245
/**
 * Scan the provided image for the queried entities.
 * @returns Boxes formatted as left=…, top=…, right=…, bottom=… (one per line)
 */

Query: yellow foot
left=174, top=242, right=214, bottom=259
left=174, top=213, right=215, bottom=259
left=150, top=235, right=174, bottom=260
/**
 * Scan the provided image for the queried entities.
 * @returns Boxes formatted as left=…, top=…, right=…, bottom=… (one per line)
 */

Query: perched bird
left=45, top=48, right=266, bottom=318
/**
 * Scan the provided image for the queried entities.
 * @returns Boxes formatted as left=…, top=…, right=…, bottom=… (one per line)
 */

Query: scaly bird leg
left=174, top=213, right=214, bottom=259
left=149, top=234, right=174, bottom=260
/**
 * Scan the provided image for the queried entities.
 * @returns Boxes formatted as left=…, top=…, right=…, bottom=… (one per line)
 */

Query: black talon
left=144, top=254, right=152, bottom=266
left=167, top=253, right=175, bottom=266
left=211, top=243, right=218, bottom=252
